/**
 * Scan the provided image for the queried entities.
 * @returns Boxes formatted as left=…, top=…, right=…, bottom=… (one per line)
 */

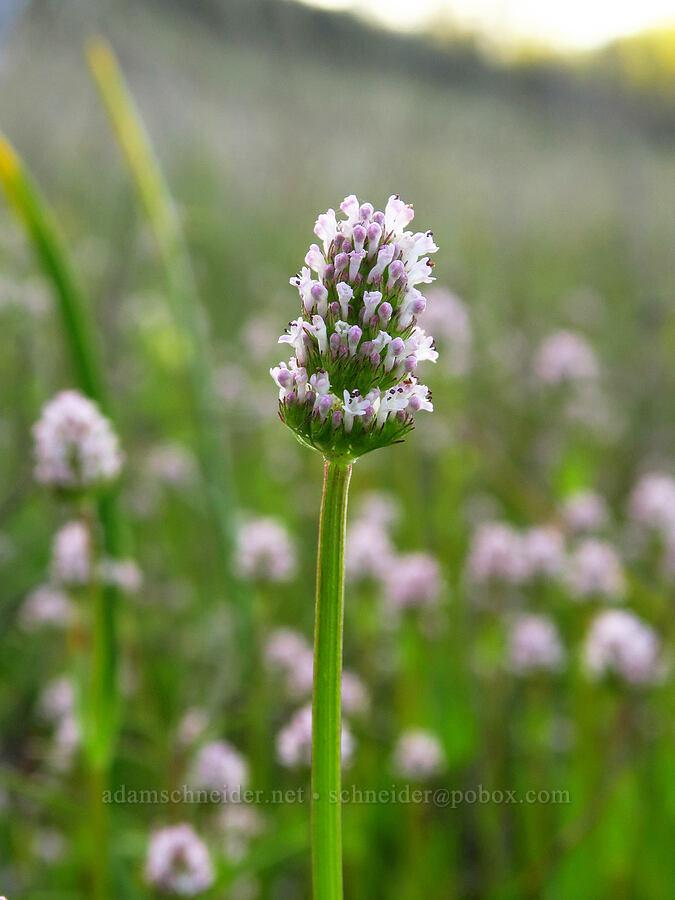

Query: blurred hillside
left=2, top=0, right=674, bottom=142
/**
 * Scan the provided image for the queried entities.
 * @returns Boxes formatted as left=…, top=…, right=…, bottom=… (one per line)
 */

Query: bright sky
left=297, top=0, right=675, bottom=50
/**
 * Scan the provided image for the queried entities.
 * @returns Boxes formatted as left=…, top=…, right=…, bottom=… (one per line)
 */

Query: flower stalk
left=312, top=459, right=352, bottom=900
left=271, top=193, right=439, bottom=897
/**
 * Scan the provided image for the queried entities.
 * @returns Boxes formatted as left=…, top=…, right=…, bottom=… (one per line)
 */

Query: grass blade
left=86, top=37, right=248, bottom=622
left=0, top=135, right=124, bottom=758
left=0, top=133, right=126, bottom=896
left=0, top=135, right=107, bottom=403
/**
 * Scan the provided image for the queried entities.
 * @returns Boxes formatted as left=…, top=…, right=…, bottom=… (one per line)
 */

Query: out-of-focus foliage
left=0, top=0, right=673, bottom=898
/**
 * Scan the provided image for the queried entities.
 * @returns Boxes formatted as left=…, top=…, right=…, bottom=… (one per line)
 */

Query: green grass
left=0, top=1, right=673, bottom=898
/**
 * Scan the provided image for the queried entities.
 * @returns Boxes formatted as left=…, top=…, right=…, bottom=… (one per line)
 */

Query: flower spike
left=273, top=194, right=439, bottom=461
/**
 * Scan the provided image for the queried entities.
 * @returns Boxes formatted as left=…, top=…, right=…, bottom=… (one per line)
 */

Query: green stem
left=89, top=764, right=109, bottom=900
left=312, top=459, right=352, bottom=900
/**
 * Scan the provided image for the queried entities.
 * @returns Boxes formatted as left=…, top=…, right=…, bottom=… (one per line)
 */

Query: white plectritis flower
left=393, top=729, right=445, bottom=781
left=355, top=492, right=400, bottom=529
left=177, top=708, right=210, bottom=747
left=509, top=615, right=565, bottom=675
left=33, top=390, right=122, bottom=490
left=39, top=677, right=80, bottom=771
left=272, top=195, right=439, bottom=460
left=220, top=804, right=266, bottom=863
left=534, top=331, right=598, bottom=385
left=628, top=472, right=675, bottom=536
left=50, top=521, right=92, bottom=588
left=466, top=522, right=527, bottom=585
left=561, top=490, right=609, bottom=533
left=264, top=627, right=310, bottom=672
left=264, top=628, right=369, bottom=713
left=19, top=584, right=74, bottom=631
left=566, top=539, right=625, bottom=601
left=276, top=704, right=354, bottom=768
left=189, top=741, right=248, bottom=797
left=145, top=824, right=214, bottom=896
left=40, top=676, right=75, bottom=722
left=236, top=517, right=296, bottom=582
left=345, top=516, right=394, bottom=581
left=584, top=610, right=664, bottom=685
left=383, top=553, right=441, bottom=611
left=521, top=527, right=565, bottom=581
left=98, top=557, right=143, bottom=593
left=340, top=671, right=370, bottom=716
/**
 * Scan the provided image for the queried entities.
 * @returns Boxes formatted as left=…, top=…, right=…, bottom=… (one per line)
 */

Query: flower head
left=50, top=520, right=92, bottom=588
left=584, top=610, right=664, bottom=685
left=20, top=584, right=74, bottom=631
left=236, top=517, right=297, bottom=582
left=264, top=627, right=311, bottom=671
left=145, top=824, right=214, bottom=896
left=276, top=703, right=354, bottom=768
left=382, top=552, right=441, bottom=611
left=566, top=539, right=625, bottom=601
left=189, top=740, right=248, bottom=797
left=220, top=804, right=265, bottom=863
left=392, top=729, right=444, bottom=780
left=534, top=330, right=598, bottom=385
left=628, top=472, right=675, bottom=536
left=273, top=195, right=439, bottom=460
left=521, top=526, right=566, bottom=581
left=345, top=515, right=394, bottom=581
left=508, top=615, right=565, bottom=674
left=466, top=522, right=526, bottom=585
left=33, top=390, right=122, bottom=491
left=561, top=490, right=609, bottom=533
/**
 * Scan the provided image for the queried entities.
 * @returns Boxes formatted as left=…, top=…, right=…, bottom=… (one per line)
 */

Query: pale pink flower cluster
left=40, top=676, right=75, bottom=722
left=145, top=824, right=214, bottom=896
left=235, top=517, right=297, bottom=582
left=189, top=740, right=249, bottom=797
left=468, top=521, right=573, bottom=587
left=177, top=708, right=210, bottom=747
left=356, top=492, right=400, bottom=529
left=345, top=516, right=394, bottom=582
left=340, top=671, right=371, bottom=716
left=345, top=492, right=442, bottom=612
left=420, top=287, right=472, bottom=375
left=584, top=610, right=664, bottom=685
left=98, top=557, right=143, bottom=594
left=521, top=527, right=566, bottom=579
left=345, top=492, right=398, bottom=580
left=264, top=627, right=310, bottom=673
left=509, top=615, right=565, bottom=674
left=220, top=804, right=265, bottom=863
left=264, top=628, right=369, bottom=713
left=628, top=472, right=675, bottom=536
left=562, top=490, right=609, bottom=533
left=50, top=520, right=91, bottom=588
left=393, top=729, right=445, bottom=780
left=276, top=703, right=355, bottom=769
left=566, top=539, right=625, bottom=601
left=534, top=330, right=599, bottom=385
left=19, top=584, right=74, bottom=631
left=39, top=676, right=80, bottom=771
left=33, top=390, right=122, bottom=490
left=272, top=194, right=438, bottom=437
left=466, top=522, right=527, bottom=585
left=382, top=553, right=442, bottom=612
